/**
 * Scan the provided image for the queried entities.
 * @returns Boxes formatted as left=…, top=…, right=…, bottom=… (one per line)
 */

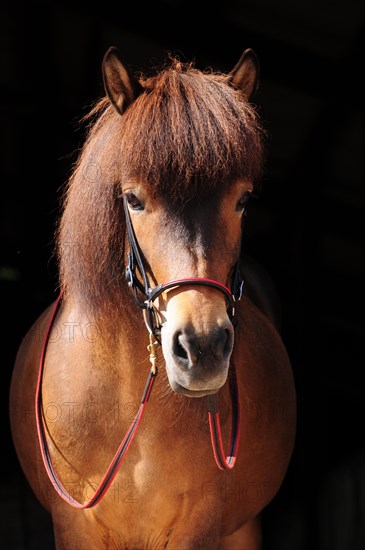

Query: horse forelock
left=121, top=60, right=264, bottom=198
left=57, top=58, right=265, bottom=315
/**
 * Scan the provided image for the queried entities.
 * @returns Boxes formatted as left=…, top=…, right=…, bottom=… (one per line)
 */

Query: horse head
left=100, top=47, right=261, bottom=397
left=58, top=48, right=263, bottom=399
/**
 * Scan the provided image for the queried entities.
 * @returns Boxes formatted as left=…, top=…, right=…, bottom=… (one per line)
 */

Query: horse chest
left=86, top=469, right=242, bottom=548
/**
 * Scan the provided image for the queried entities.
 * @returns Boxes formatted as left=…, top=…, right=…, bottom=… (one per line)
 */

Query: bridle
left=123, top=196, right=244, bottom=337
left=35, top=196, right=245, bottom=508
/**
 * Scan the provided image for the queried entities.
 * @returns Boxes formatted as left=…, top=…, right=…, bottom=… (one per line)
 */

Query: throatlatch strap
left=35, top=292, right=157, bottom=509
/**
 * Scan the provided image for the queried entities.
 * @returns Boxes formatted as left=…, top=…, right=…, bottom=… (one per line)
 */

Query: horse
left=9, top=46, right=296, bottom=549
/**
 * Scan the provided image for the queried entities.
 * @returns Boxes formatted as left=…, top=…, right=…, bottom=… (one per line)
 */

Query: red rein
left=35, top=292, right=240, bottom=508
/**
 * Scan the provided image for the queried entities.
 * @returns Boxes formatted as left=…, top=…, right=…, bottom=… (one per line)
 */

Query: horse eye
left=236, top=192, right=251, bottom=212
left=125, top=193, right=144, bottom=211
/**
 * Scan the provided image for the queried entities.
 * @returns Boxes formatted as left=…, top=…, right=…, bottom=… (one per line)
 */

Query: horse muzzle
left=161, top=293, right=235, bottom=396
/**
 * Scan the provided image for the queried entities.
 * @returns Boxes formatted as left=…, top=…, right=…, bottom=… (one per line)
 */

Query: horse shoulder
left=9, top=300, right=115, bottom=510
left=9, top=304, right=57, bottom=511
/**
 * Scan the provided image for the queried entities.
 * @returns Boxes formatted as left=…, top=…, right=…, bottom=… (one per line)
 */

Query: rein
left=35, top=291, right=157, bottom=509
left=35, top=200, right=243, bottom=508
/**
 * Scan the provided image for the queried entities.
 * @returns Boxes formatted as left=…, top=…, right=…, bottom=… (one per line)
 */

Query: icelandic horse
left=10, top=46, right=296, bottom=549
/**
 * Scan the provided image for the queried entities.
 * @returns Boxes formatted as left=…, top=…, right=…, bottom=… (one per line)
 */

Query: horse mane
left=57, top=58, right=265, bottom=316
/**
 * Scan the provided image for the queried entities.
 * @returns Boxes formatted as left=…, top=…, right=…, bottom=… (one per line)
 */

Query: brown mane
left=57, top=58, right=265, bottom=316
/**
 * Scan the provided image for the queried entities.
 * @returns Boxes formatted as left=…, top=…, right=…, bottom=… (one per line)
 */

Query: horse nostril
left=211, top=328, right=232, bottom=360
left=222, top=328, right=234, bottom=360
left=172, top=331, right=189, bottom=362
left=171, top=326, right=233, bottom=366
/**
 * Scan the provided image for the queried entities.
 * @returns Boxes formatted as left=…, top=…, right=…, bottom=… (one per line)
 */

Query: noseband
left=123, top=196, right=245, bottom=336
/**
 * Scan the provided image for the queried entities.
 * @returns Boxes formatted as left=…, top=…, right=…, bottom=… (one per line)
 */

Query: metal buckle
left=125, top=265, right=134, bottom=287
left=237, top=280, right=244, bottom=301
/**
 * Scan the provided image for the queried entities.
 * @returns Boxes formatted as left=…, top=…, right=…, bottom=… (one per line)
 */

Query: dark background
left=2, top=1, right=364, bottom=548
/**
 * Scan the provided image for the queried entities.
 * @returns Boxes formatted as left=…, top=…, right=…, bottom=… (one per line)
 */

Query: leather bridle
left=123, top=195, right=245, bottom=336
left=122, top=195, right=243, bottom=471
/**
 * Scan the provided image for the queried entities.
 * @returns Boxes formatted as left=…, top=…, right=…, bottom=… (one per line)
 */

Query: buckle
left=237, top=280, right=244, bottom=301
left=125, top=264, right=134, bottom=287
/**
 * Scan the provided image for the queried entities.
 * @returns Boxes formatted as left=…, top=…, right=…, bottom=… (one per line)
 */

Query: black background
left=2, top=1, right=364, bottom=548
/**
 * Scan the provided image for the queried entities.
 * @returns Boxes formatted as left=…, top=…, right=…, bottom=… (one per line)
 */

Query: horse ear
left=102, top=47, right=143, bottom=115
left=228, top=49, right=260, bottom=99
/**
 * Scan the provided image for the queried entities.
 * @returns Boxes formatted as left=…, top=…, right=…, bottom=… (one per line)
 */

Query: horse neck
left=61, top=288, right=150, bottom=393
